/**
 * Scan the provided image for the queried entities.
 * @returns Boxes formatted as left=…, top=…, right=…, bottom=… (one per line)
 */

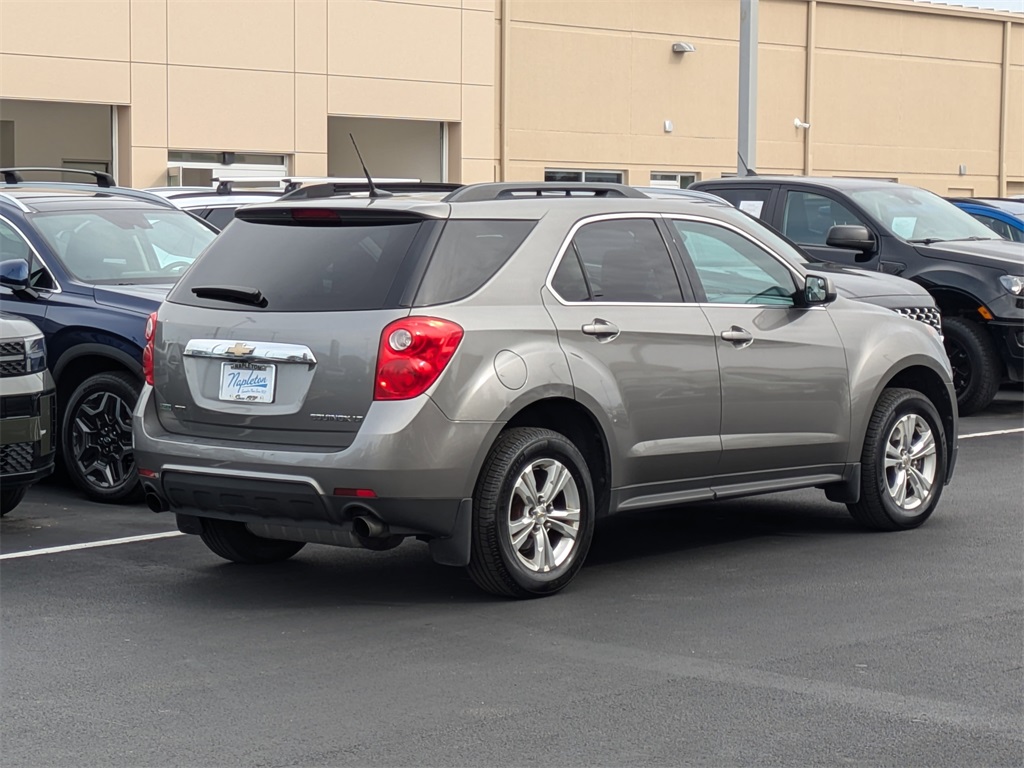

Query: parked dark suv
left=691, top=177, right=1024, bottom=415
left=135, top=182, right=957, bottom=598
left=0, top=168, right=217, bottom=502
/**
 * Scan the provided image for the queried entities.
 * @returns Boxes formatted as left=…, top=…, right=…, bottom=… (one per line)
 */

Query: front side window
left=783, top=191, right=865, bottom=245
left=0, top=218, right=55, bottom=290
left=564, top=219, right=682, bottom=303
left=31, top=208, right=216, bottom=284
left=671, top=220, right=796, bottom=306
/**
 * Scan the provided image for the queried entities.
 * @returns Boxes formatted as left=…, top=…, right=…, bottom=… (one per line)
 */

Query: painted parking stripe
left=959, top=427, right=1024, bottom=439
left=0, top=531, right=184, bottom=560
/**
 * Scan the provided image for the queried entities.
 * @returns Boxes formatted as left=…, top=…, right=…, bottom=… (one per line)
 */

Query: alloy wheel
left=71, top=390, right=135, bottom=491
left=506, top=458, right=581, bottom=573
left=883, top=413, right=938, bottom=512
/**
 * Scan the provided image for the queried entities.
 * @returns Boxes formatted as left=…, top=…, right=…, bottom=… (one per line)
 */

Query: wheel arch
left=52, top=343, right=143, bottom=405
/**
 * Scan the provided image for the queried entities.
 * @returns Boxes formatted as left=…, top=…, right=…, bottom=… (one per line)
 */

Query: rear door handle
left=582, top=319, right=620, bottom=341
left=721, top=326, right=754, bottom=346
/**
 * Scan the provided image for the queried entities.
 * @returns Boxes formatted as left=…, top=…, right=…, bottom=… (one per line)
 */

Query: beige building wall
left=0, top=0, right=1019, bottom=195
left=499, top=0, right=1023, bottom=195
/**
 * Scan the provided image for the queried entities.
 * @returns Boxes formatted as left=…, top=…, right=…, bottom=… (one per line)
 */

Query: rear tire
left=848, top=388, right=946, bottom=531
left=1, top=487, right=27, bottom=516
left=942, top=316, right=1001, bottom=416
left=61, top=371, right=143, bottom=504
left=199, top=518, right=306, bottom=564
left=468, top=427, right=595, bottom=598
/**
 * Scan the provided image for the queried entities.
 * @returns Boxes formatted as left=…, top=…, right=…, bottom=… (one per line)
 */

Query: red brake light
left=143, top=311, right=157, bottom=386
left=292, top=208, right=338, bottom=221
left=374, top=317, right=463, bottom=400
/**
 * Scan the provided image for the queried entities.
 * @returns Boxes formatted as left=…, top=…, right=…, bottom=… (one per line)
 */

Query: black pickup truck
left=692, top=176, right=1024, bottom=415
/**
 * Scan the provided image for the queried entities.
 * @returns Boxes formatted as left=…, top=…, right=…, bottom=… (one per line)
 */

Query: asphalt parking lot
left=1, top=391, right=1021, bottom=768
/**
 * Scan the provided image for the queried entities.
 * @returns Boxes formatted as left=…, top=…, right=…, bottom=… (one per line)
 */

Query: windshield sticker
left=891, top=216, right=917, bottom=238
left=738, top=200, right=764, bottom=218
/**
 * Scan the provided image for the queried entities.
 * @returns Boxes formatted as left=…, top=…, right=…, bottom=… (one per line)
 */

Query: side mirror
left=802, top=274, right=837, bottom=307
left=825, top=225, right=876, bottom=259
left=0, top=259, right=30, bottom=291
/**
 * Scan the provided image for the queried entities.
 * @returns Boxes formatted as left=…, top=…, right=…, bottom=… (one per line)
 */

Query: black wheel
left=942, top=316, right=1001, bottom=416
left=467, top=427, right=596, bottom=598
left=1, top=487, right=27, bottom=516
left=848, top=388, right=947, bottom=531
left=61, top=371, right=142, bottom=503
left=199, top=518, right=306, bottom=564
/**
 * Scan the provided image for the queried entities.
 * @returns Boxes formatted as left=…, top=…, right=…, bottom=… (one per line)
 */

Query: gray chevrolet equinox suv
left=134, top=182, right=958, bottom=598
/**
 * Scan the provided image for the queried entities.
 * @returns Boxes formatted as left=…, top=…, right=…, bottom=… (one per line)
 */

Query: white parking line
left=959, top=427, right=1024, bottom=440
left=0, top=531, right=184, bottom=560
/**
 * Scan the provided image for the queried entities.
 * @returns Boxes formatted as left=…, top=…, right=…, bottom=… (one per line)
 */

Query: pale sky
left=911, top=0, right=1023, bottom=12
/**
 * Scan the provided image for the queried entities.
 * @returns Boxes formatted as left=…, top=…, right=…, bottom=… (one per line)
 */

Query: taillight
left=143, top=311, right=157, bottom=386
left=374, top=317, right=463, bottom=400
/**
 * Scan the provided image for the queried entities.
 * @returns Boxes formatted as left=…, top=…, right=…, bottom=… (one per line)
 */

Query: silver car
left=134, top=182, right=958, bottom=598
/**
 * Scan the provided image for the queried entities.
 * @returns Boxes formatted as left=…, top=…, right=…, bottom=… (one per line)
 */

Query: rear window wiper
left=190, top=285, right=268, bottom=307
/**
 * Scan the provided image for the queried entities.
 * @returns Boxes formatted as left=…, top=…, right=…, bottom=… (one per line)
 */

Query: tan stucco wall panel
left=327, top=0, right=461, bottom=83
left=817, top=4, right=1001, bottom=63
left=295, top=75, right=328, bottom=154
left=0, top=0, right=130, bottom=61
left=130, top=145, right=171, bottom=188
left=328, top=76, right=461, bottom=121
left=760, top=0, right=808, bottom=47
left=509, top=27, right=631, bottom=134
left=130, top=0, right=167, bottom=63
left=0, top=55, right=130, bottom=104
left=293, top=152, right=329, bottom=176
left=463, top=9, right=495, bottom=86
left=167, top=0, right=295, bottom=72
left=295, top=0, right=328, bottom=74
left=130, top=64, right=168, bottom=147
left=633, top=1, right=737, bottom=40
left=167, top=67, right=295, bottom=151
left=461, top=85, right=496, bottom=160
left=1011, top=25, right=1023, bottom=66
left=459, top=158, right=497, bottom=183
left=1006, top=67, right=1024, bottom=178
left=514, top=0, right=632, bottom=32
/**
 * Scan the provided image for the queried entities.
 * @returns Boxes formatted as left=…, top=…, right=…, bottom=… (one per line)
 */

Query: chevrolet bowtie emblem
left=225, top=342, right=255, bottom=356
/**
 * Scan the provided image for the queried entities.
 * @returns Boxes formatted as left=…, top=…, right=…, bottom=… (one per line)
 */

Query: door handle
left=721, top=326, right=754, bottom=346
left=582, top=319, right=620, bottom=341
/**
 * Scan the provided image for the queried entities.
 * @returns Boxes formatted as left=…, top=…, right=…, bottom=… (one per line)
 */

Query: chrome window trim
left=0, top=214, right=63, bottom=294
left=544, top=212, right=810, bottom=309
left=0, top=192, right=31, bottom=213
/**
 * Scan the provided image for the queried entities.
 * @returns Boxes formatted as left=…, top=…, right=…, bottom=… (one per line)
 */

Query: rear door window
left=707, top=188, right=772, bottom=219
left=170, top=218, right=425, bottom=311
left=414, top=220, right=536, bottom=305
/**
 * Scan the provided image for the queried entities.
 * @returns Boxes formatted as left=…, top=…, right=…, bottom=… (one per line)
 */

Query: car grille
left=894, top=306, right=942, bottom=333
left=1, top=442, right=34, bottom=475
left=0, top=340, right=26, bottom=376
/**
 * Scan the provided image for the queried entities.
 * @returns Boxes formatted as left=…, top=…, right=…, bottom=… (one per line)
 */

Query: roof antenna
left=350, top=133, right=392, bottom=199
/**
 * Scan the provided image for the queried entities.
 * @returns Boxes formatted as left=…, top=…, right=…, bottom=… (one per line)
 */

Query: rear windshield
left=169, top=218, right=424, bottom=312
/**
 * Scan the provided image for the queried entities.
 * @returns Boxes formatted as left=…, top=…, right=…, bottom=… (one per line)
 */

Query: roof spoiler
left=279, top=181, right=463, bottom=200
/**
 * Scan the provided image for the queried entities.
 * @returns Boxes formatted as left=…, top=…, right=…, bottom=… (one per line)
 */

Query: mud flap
left=428, top=498, right=473, bottom=566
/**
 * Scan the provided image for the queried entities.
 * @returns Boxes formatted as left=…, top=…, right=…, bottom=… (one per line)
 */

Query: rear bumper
left=132, top=385, right=497, bottom=564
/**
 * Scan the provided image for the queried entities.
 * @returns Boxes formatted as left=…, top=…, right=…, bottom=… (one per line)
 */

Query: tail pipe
left=145, top=491, right=169, bottom=513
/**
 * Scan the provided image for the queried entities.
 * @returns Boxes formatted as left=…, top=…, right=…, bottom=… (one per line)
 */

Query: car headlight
left=25, top=334, right=47, bottom=373
left=999, top=274, right=1024, bottom=296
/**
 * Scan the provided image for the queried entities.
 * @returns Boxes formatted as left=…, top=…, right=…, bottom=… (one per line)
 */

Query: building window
left=545, top=169, right=625, bottom=184
left=650, top=171, right=700, bottom=189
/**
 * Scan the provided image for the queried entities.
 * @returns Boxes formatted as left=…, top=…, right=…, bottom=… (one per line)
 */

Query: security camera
left=794, top=118, right=811, bottom=129
left=672, top=42, right=696, bottom=54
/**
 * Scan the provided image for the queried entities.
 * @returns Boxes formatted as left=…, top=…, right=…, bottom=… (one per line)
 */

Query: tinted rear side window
left=414, top=220, right=536, bottom=306
left=170, top=218, right=423, bottom=311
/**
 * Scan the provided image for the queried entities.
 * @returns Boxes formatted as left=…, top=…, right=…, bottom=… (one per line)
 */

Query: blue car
left=948, top=198, right=1024, bottom=243
left=0, top=168, right=217, bottom=502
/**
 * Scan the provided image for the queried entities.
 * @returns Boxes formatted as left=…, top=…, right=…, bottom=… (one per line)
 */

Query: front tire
left=468, top=427, right=596, bottom=598
left=199, top=519, right=306, bottom=564
left=942, top=316, right=1001, bottom=416
left=848, top=388, right=946, bottom=531
left=1, top=487, right=27, bottom=516
left=61, top=371, right=142, bottom=503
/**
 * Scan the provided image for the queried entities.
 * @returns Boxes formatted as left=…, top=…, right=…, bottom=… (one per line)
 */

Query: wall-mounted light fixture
left=793, top=118, right=810, bottom=129
left=672, top=42, right=696, bottom=54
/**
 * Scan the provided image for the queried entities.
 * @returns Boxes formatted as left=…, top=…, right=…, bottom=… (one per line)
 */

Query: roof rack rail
left=1, top=166, right=117, bottom=188
left=0, top=177, right=178, bottom=210
left=441, top=182, right=648, bottom=203
left=279, top=181, right=463, bottom=200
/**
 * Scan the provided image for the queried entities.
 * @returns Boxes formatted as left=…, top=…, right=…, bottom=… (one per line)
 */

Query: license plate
left=219, top=362, right=276, bottom=403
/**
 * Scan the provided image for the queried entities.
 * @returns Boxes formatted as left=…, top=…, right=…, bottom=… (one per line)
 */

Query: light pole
left=738, top=0, right=758, bottom=176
